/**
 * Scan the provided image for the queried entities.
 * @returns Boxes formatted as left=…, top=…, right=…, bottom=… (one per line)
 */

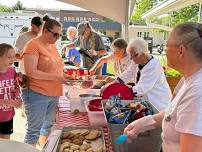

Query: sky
left=0, top=0, right=84, bottom=10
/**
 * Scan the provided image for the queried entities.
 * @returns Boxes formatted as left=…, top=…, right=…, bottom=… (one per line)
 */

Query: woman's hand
left=89, top=68, right=96, bottom=76
left=88, top=50, right=97, bottom=56
left=123, top=119, right=143, bottom=142
left=59, top=72, right=76, bottom=83
left=123, top=115, right=156, bottom=142
left=61, top=46, right=66, bottom=58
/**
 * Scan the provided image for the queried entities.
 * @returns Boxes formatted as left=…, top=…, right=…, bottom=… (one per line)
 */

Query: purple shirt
left=0, top=67, right=16, bottom=122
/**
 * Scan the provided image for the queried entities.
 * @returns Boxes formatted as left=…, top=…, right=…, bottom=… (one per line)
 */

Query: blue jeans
left=21, top=88, right=58, bottom=144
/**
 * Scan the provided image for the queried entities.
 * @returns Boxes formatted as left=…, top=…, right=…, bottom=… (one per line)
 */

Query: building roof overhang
left=57, top=0, right=135, bottom=25
left=142, top=0, right=201, bottom=19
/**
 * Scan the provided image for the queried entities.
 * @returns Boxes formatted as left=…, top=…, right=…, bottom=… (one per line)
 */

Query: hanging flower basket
left=164, top=67, right=182, bottom=93
left=166, top=76, right=181, bottom=93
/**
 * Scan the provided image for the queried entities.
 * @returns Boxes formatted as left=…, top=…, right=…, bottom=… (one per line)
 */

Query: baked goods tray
left=56, top=126, right=106, bottom=152
left=65, top=79, right=106, bottom=89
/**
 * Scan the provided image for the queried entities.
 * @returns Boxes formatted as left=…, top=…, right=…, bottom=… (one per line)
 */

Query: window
left=64, top=17, right=67, bottom=21
left=80, top=17, right=83, bottom=22
left=114, top=32, right=120, bottom=39
left=143, top=32, right=149, bottom=38
left=76, top=17, right=79, bottom=22
left=144, top=32, right=147, bottom=38
left=68, top=17, right=71, bottom=21
left=71, top=17, right=75, bottom=22
left=56, top=17, right=60, bottom=21
left=164, top=32, right=168, bottom=40
left=137, top=32, right=142, bottom=37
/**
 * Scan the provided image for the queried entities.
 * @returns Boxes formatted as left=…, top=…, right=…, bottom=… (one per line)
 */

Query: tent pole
left=122, top=0, right=129, bottom=41
left=199, top=3, right=202, bottom=23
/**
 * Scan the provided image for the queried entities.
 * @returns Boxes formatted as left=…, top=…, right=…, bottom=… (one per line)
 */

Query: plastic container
left=79, top=94, right=100, bottom=106
left=69, top=97, right=86, bottom=112
left=69, top=96, right=100, bottom=112
left=85, top=100, right=107, bottom=126
left=88, top=99, right=103, bottom=111
left=102, top=99, right=162, bottom=152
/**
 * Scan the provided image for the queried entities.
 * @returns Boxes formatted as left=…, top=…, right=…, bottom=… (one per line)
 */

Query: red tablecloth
left=56, top=96, right=113, bottom=152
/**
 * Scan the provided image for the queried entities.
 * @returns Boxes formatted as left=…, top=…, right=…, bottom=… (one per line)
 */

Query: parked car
left=157, top=44, right=165, bottom=54
left=100, top=35, right=111, bottom=51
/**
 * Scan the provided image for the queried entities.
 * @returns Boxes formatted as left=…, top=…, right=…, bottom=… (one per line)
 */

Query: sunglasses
left=47, top=28, right=62, bottom=39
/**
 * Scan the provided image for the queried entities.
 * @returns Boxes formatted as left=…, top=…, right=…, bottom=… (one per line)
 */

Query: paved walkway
left=11, top=109, right=26, bottom=142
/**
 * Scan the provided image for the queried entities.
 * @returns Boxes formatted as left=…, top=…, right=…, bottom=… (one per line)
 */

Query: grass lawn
left=106, top=62, right=115, bottom=75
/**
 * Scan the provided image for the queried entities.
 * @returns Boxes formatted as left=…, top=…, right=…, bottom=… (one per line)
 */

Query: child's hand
left=8, top=99, right=22, bottom=109
left=89, top=68, right=96, bottom=76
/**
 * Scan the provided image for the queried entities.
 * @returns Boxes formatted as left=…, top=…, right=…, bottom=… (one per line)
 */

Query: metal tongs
left=77, top=47, right=95, bottom=64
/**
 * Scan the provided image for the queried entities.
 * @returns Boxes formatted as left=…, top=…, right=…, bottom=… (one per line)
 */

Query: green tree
left=130, top=0, right=155, bottom=24
left=12, top=0, right=25, bottom=11
left=131, top=0, right=199, bottom=26
left=171, top=4, right=199, bottom=26
left=0, top=5, right=11, bottom=12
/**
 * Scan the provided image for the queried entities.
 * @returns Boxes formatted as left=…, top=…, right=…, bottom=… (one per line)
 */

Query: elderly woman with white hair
left=63, top=26, right=81, bottom=67
left=115, top=37, right=172, bottom=111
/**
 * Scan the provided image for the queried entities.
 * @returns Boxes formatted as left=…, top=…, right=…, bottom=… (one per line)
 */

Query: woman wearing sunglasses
left=21, top=18, right=67, bottom=148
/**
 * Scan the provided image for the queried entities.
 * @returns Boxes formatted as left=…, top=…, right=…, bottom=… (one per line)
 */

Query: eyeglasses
left=165, top=44, right=180, bottom=48
left=47, top=28, right=62, bottom=39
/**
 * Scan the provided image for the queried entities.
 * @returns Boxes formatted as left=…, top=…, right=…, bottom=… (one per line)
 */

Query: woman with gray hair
left=115, top=37, right=171, bottom=111
left=124, top=23, right=202, bottom=152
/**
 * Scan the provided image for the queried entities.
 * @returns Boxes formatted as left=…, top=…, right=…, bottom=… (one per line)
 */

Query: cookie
left=96, top=131, right=102, bottom=138
left=85, top=130, right=99, bottom=140
left=70, top=129, right=81, bottom=135
left=63, top=131, right=75, bottom=139
left=80, top=129, right=90, bottom=136
left=72, top=136, right=84, bottom=145
left=62, top=138, right=72, bottom=143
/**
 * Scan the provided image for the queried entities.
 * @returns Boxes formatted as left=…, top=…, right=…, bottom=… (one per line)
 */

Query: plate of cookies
left=57, top=127, right=106, bottom=152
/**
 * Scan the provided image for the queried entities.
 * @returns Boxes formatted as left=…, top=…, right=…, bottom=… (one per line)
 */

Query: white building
left=0, top=11, right=39, bottom=45
left=129, top=25, right=170, bottom=46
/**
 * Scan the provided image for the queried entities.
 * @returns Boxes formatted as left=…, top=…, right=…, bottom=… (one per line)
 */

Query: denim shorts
left=21, top=88, right=59, bottom=144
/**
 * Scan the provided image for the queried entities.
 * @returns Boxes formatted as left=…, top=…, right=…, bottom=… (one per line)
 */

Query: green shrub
left=164, top=68, right=182, bottom=77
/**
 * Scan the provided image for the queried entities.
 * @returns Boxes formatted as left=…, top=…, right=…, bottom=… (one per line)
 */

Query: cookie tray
left=56, top=126, right=106, bottom=152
